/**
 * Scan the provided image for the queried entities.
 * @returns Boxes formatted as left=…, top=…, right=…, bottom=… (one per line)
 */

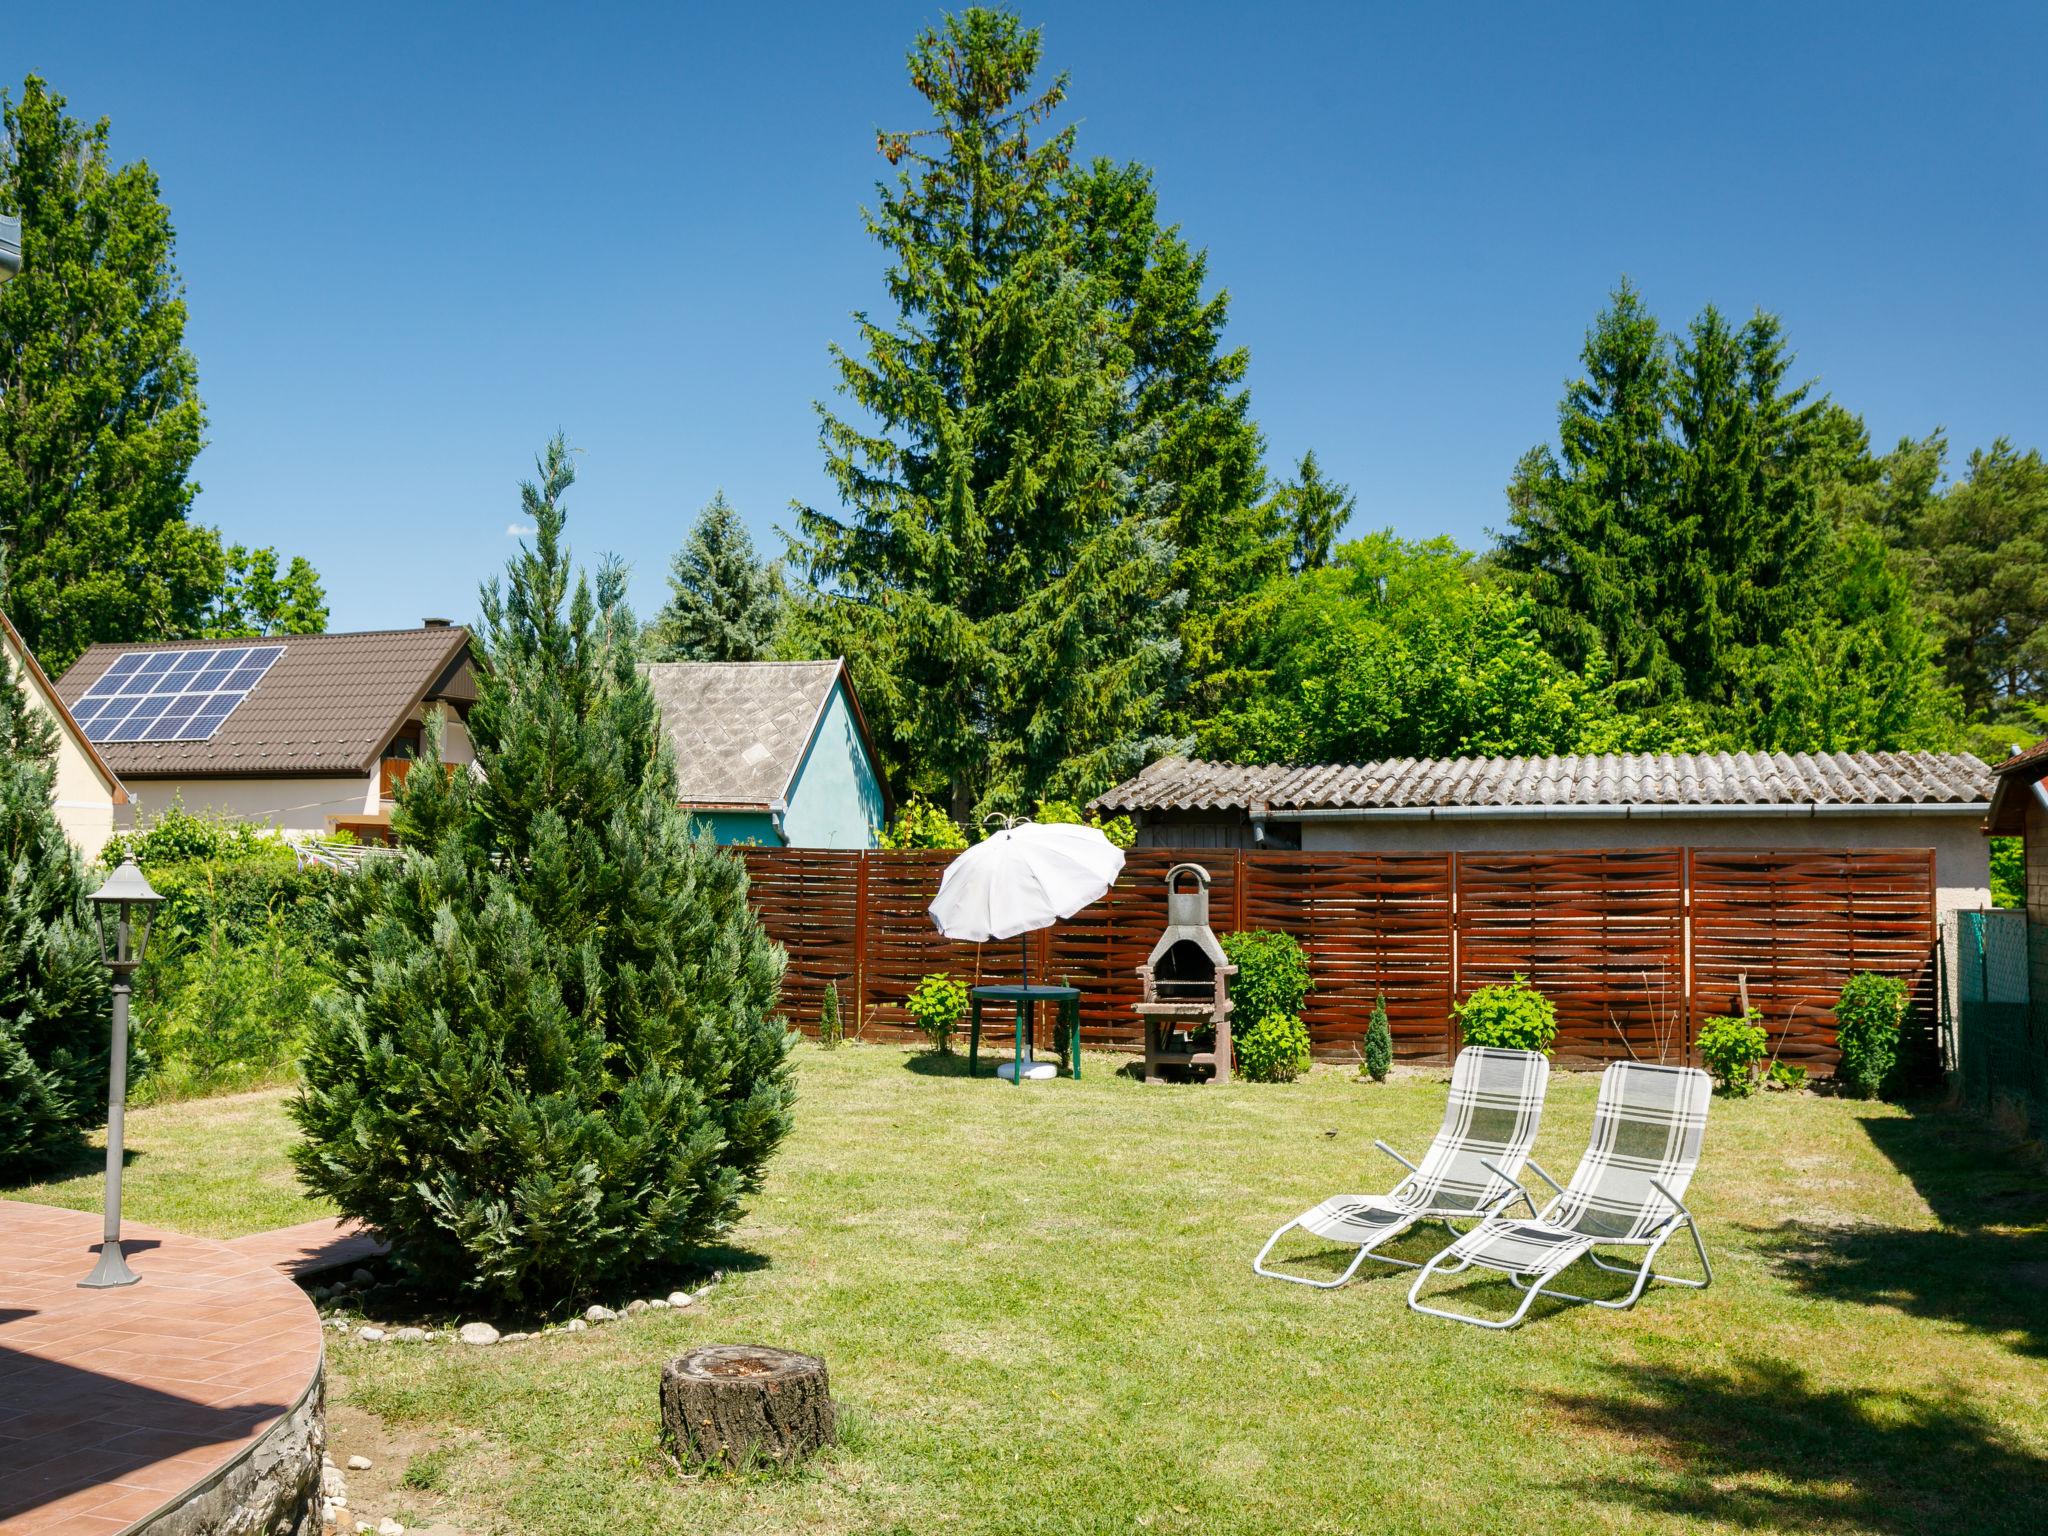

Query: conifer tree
left=1276, top=449, right=1356, bottom=574
left=0, top=652, right=112, bottom=1175
left=1362, top=992, right=1392, bottom=1083
left=650, top=492, right=784, bottom=662
left=293, top=438, right=795, bottom=1309
left=795, top=10, right=1182, bottom=815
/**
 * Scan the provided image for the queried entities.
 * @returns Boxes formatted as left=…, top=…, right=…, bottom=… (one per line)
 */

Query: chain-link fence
left=1951, top=908, right=2047, bottom=1135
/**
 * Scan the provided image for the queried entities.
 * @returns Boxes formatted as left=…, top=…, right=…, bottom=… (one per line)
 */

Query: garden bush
left=0, top=657, right=113, bottom=1176
left=1835, top=972, right=1909, bottom=1100
left=107, top=802, right=340, bottom=1103
left=1697, top=1011, right=1768, bottom=1097
left=1361, top=992, right=1392, bottom=1082
left=876, top=799, right=968, bottom=849
left=907, top=972, right=969, bottom=1052
left=1237, top=1010, right=1312, bottom=1083
left=1221, top=930, right=1312, bottom=1031
left=1451, top=976, right=1557, bottom=1054
left=292, top=441, right=796, bottom=1310
left=1030, top=798, right=1136, bottom=850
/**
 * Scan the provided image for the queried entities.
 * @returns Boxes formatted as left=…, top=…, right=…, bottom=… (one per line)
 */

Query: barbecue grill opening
left=1152, top=939, right=1218, bottom=997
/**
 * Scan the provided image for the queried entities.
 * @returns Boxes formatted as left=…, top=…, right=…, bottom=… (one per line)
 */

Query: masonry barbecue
left=1133, top=862, right=1236, bottom=1083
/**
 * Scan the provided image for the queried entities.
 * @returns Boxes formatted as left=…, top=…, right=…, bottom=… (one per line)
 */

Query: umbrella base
left=994, top=1059, right=1059, bottom=1083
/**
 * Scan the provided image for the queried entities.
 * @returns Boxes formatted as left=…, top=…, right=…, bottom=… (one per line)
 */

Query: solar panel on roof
left=78, top=644, right=284, bottom=745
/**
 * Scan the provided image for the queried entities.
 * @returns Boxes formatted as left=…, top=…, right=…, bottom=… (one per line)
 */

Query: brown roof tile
left=1090, top=752, right=1995, bottom=814
left=54, top=627, right=473, bottom=778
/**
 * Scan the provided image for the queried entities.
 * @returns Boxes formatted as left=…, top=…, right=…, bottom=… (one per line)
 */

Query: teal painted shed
left=639, top=659, right=890, bottom=848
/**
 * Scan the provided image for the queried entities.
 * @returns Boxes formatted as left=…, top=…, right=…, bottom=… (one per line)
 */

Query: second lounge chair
left=1406, top=1059, right=1713, bottom=1328
left=1252, top=1045, right=1550, bottom=1287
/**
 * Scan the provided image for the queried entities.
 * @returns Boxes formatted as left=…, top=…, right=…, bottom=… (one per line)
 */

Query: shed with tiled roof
left=1090, top=752, right=1996, bottom=916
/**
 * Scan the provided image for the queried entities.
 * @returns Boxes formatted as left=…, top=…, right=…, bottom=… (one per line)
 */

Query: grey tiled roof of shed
left=1090, top=753, right=1996, bottom=814
left=640, top=660, right=853, bottom=808
left=55, top=627, right=473, bottom=778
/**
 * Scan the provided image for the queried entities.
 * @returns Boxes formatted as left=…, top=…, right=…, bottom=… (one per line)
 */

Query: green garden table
left=968, top=984, right=1082, bottom=1085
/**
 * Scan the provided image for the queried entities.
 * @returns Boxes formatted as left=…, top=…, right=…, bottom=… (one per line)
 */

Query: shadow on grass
left=1549, top=1355, right=2048, bottom=1535
left=902, top=1051, right=975, bottom=1078
left=1747, top=1105, right=2048, bottom=1357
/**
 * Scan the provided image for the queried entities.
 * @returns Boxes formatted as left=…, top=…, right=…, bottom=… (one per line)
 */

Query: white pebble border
left=311, top=1272, right=718, bottom=1350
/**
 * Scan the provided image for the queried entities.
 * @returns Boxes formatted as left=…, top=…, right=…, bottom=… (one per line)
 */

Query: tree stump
left=660, top=1345, right=836, bottom=1472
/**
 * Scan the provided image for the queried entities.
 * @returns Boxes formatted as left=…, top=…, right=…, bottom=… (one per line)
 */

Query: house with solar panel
left=640, top=659, right=890, bottom=847
left=53, top=621, right=476, bottom=841
left=2, top=611, right=127, bottom=860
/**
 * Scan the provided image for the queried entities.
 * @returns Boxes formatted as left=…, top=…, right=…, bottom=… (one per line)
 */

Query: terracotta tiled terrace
left=0, top=1199, right=323, bottom=1536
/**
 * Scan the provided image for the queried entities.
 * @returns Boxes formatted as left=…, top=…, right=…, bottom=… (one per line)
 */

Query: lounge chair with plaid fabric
left=1252, top=1046, right=1550, bottom=1288
left=1406, top=1060, right=1712, bottom=1328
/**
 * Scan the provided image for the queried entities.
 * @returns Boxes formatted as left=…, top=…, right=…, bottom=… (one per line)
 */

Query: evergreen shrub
left=1238, top=1011, right=1312, bottom=1083
left=1361, top=992, right=1393, bottom=1082
left=1452, top=976, right=1557, bottom=1055
left=292, top=440, right=795, bottom=1309
left=1697, top=1012, right=1768, bottom=1097
left=819, top=980, right=843, bottom=1049
left=0, top=654, right=112, bottom=1175
left=1834, top=972, right=1908, bottom=1100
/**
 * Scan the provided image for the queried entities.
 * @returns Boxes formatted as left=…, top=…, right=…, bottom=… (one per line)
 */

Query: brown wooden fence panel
left=1687, top=847, right=1936, bottom=1068
left=743, top=843, right=1936, bottom=1073
left=1454, top=848, right=1688, bottom=1064
left=738, top=848, right=861, bottom=1035
left=1239, top=852, right=1454, bottom=1061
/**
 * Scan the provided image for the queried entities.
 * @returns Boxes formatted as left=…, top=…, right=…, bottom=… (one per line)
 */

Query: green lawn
left=10, top=1043, right=2048, bottom=1536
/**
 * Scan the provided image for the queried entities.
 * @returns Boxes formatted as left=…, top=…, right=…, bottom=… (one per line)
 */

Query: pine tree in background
left=1502, top=279, right=1676, bottom=693
left=794, top=10, right=1183, bottom=816
left=0, top=653, right=112, bottom=1175
left=649, top=492, right=784, bottom=662
left=1276, top=450, right=1356, bottom=574
left=1362, top=993, right=1392, bottom=1083
left=293, top=437, right=795, bottom=1309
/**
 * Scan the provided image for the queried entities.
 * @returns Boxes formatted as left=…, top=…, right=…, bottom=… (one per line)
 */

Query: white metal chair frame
left=1251, top=1137, right=1543, bottom=1287
left=1405, top=1154, right=1713, bottom=1329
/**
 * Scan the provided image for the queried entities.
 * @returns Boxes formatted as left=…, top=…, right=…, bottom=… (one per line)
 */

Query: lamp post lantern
left=80, top=857, right=162, bottom=1289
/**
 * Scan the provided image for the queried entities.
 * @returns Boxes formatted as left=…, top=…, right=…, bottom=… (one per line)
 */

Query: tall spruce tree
left=795, top=10, right=1183, bottom=815
left=649, top=492, right=784, bottom=662
left=0, top=649, right=112, bottom=1175
left=1502, top=279, right=1676, bottom=692
left=1275, top=449, right=1355, bottom=573
left=293, top=437, right=795, bottom=1308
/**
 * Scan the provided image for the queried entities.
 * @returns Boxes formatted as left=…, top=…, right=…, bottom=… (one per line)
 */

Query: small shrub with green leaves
left=819, top=980, right=843, bottom=1049
left=1451, top=976, right=1557, bottom=1055
left=1220, top=931, right=1312, bottom=1030
left=876, top=799, right=968, bottom=850
left=1767, top=1061, right=1808, bottom=1093
left=1237, top=1011, right=1312, bottom=1083
left=1697, top=1011, right=1768, bottom=1097
left=1834, top=972, right=1908, bottom=1099
left=906, top=972, right=970, bottom=1052
left=1361, top=992, right=1393, bottom=1082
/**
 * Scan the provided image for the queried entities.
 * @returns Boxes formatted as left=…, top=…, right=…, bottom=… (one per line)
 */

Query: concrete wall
left=1292, top=811, right=1991, bottom=918
left=119, top=773, right=378, bottom=835
left=781, top=680, right=887, bottom=849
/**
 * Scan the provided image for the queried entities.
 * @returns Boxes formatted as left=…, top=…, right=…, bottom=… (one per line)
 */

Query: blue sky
left=8, top=2, right=2044, bottom=632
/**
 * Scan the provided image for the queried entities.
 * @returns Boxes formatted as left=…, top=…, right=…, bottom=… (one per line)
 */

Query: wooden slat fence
left=1687, top=847, right=1938, bottom=1068
left=741, top=843, right=1936, bottom=1070
left=1455, top=849, right=1688, bottom=1065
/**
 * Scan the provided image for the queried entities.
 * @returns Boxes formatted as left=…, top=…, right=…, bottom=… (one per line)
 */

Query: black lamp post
left=79, top=857, right=162, bottom=1289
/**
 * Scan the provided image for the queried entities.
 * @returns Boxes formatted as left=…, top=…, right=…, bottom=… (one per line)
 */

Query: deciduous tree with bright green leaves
left=292, top=437, right=795, bottom=1309
left=0, top=76, right=325, bottom=673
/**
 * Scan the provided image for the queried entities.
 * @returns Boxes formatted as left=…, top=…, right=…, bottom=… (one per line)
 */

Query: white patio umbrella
left=928, top=821, right=1126, bottom=946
